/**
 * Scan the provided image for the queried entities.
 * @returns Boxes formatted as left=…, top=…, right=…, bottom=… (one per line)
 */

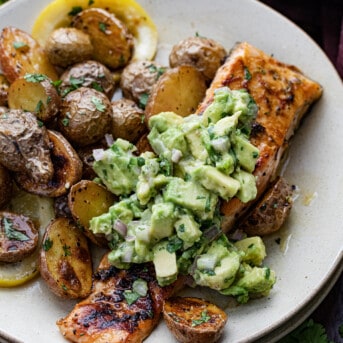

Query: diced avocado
left=163, top=178, right=217, bottom=220
left=134, top=239, right=151, bottom=260
left=109, top=201, right=134, bottom=224
left=174, top=213, right=202, bottom=249
left=89, top=211, right=113, bottom=236
left=234, top=237, right=267, bottom=266
left=150, top=202, right=175, bottom=240
left=153, top=241, right=178, bottom=286
left=233, top=170, right=257, bottom=203
left=233, top=134, right=259, bottom=173
left=215, top=152, right=235, bottom=174
left=192, top=165, right=241, bottom=200
left=184, top=127, right=209, bottom=162
left=212, top=112, right=240, bottom=136
left=108, top=241, right=134, bottom=269
left=148, top=111, right=183, bottom=132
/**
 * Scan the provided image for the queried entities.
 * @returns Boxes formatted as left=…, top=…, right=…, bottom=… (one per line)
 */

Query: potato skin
left=39, top=217, right=92, bottom=299
left=169, top=36, right=226, bottom=82
left=0, top=74, right=9, bottom=106
left=0, top=164, right=12, bottom=209
left=163, top=297, right=228, bottom=343
left=0, top=211, right=38, bottom=263
left=45, top=27, right=93, bottom=68
left=58, top=87, right=112, bottom=147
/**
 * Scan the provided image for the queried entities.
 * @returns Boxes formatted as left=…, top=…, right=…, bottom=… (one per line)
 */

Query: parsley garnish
left=37, top=119, right=44, bottom=127
left=3, top=218, right=30, bottom=241
left=244, top=67, right=252, bottom=81
left=99, top=22, right=108, bottom=33
left=91, top=96, right=106, bottom=112
left=51, top=79, right=62, bottom=88
left=91, top=82, right=104, bottom=92
left=35, top=100, right=43, bottom=113
left=191, top=310, right=211, bottom=327
left=13, top=41, right=27, bottom=49
left=148, top=64, right=166, bottom=79
left=42, top=237, right=53, bottom=251
left=24, top=73, right=48, bottom=83
left=70, top=76, right=84, bottom=89
left=88, top=0, right=94, bottom=5
left=63, top=244, right=71, bottom=256
left=167, top=236, right=183, bottom=253
left=68, top=6, right=83, bottom=16
left=138, top=93, right=149, bottom=109
left=61, top=118, right=69, bottom=127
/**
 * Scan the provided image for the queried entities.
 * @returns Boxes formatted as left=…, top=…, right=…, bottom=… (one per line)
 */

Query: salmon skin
left=57, top=254, right=184, bottom=343
left=197, top=42, right=323, bottom=231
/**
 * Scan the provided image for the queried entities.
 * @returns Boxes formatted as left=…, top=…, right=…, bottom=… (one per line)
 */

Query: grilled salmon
left=57, top=253, right=185, bottom=343
left=197, top=42, right=323, bottom=231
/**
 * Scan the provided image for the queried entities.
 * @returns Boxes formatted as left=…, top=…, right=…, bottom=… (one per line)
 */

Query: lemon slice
left=0, top=189, right=55, bottom=287
left=31, top=0, right=158, bottom=62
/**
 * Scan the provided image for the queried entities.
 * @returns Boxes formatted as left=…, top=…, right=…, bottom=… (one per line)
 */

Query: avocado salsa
left=90, top=87, right=276, bottom=303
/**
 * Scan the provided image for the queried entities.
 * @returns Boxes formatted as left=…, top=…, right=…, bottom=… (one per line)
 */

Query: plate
left=1, top=0, right=343, bottom=342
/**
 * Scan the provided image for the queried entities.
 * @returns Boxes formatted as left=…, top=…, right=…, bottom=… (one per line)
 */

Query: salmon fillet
left=197, top=42, right=323, bottom=231
left=57, top=254, right=185, bottom=343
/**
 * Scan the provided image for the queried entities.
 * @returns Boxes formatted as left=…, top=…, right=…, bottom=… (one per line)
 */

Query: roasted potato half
left=0, top=164, right=12, bottom=209
left=0, top=26, right=58, bottom=83
left=135, top=132, right=153, bottom=155
left=72, top=8, right=133, bottom=69
left=0, top=74, right=9, bottom=106
left=8, top=75, right=60, bottom=123
left=15, top=130, right=83, bottom=197
left=68, top=180, right=115, bottom=246
left=163, top=297, right=228, bottom=343
left=39, top=217, right=92, bottom=298
left=145, top=65, right=207, bottom=121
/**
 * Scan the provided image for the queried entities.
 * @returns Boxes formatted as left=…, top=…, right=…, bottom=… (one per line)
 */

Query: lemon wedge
left=31, top=0, right=158, bottom=62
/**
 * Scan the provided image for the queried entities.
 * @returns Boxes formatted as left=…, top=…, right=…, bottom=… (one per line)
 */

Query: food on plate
left=163, top=296, right=228, bottom=343
left=0, top=164, right=12, bottom=209
left=57, top=253, right=185, bottom=342
left=57, top=87, right=112, bottom=146
left=54, top=195, right=73, bottom=219
left=197, top=42, right=322, bottom=231
left=8, top=74, right=60, bottom=123
left=0, top=74, right=9, bottom=106
left=0, top=26, right=58, bottom=83
left=40, top=217, right=92, bottom=298
left=145, top=65, right=207, bottom=119
left=135, top=132, right=153, bottom=154
left=120, top=60, right=167, bottom=106
left=169, top=36, right=227, bottom=82
left=45, top=27, right=93, bottom=68
left=14, top=130, right=82, bottom=197
left=110, top=98, right=147, bottom=142
left=59, top=60, right=116, bottom=99
left=0, top=211, right=38, bottom=263
left=0, top=109, right=53, bottom=183
left=236, top=176, right=294, bottom=236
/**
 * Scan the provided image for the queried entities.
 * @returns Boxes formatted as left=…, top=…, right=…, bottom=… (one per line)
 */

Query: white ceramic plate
left=0, top=0, right=343, bottom=342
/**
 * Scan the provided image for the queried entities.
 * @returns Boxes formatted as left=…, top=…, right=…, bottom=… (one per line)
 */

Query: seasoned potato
left=237, top=176, right=294, bottom=236
left=8, top=75, right=60, bottom=123
left=163, top=297, right=228, bottom=343
left=145, top=65, right=207, bottom=120
left=45, top=27, right=93, bottom=68
left=39, top=217, right=92, bottom=298
left=14, top=130, right=82, bottom=197
left=135, top=133, right=153, bottom=154
left=72, top=8, right=133, bottom=69
left=0, top=74, right=9, bottom=106
left=76, top=142, right=104, bottom=180
left=169, top=36, right=227, bottom=82
left=0, top=164, right=12, bottom=209
left=0, top=27, right=58, bottom=83
left=120, top=60, right=166, bottom=106
left=59, top=60, right=115, bottom=99
left=0, top=211, right=38, bottom=263
left=110, top=98, right=146, bottom=143
left=54, top=195, right=72, bottom=219
left=68, top=180, right=115, bottom=246
left=58, top=87, right=112, bottom=147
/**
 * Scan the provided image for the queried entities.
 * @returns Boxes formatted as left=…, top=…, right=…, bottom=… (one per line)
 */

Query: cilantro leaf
left=42, top=238, right=53, bottom=251
left=3, top=218, right=30, bottom=241
left=13, top=41, right=27, bottom=49
left=191, top=310, right=211, bottom=327
left=91, top=96, right=106, bottom=112
left=24, top=73, right=48, bottom=83
left=68, top=6, right=83, bottom=16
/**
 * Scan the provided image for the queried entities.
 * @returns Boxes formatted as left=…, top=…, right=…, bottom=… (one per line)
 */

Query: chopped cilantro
left=37, top=119, right=44, bottom=127
left=167, top=236, right=183, bottom=253
left=244, top=67, right=252, bottom=81
left=99, top=22, right=108, bottom=33
left=70, top=76, right=85, bottom=89
left=61, top=284, right=69, bottom=291
left=63, top=244, right=71, bottom=256
left=3, top=217, right=30, bottom=241
left=91, top=96, right=106, bottom=112
left=61, top=118, right=69, bottom=127
left=42, top=237, right=53, bottom=251
left=138, top=93, right=149, bottom=109
left=13, top=41, right=27, bottom=49
left=35, top=100, right=43, bottom=113
left=91, top=82, right=104, bottom=92
left=88, top=0, right=94, bottom=5
left=191, top=310, right=211, bottom=327
left=51, top=79, right=62, bottom=88
left=68, top=6, right=83, bottom=16
left=24, top=73, right=48, bottom=83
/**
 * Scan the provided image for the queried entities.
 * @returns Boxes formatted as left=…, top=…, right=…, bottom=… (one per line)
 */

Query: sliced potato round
left=68, top=180, right=115, bottom=246
left=0, top=27, right=58, bottom=83
left=145, top=65, right=207, bottom=121
left=15, top=130, right=83, bottom=197
left=32, top=0, right=157, bottom=62
left=163, top=297, right=228, bottom=343
left=40, top=217, right=92, bottom=298
left=8, top=75, right=60, bottom=123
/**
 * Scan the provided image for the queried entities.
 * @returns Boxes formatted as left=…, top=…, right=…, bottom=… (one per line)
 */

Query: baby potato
left=163, top=297, right=228, bottom=343
left=0, top=164, right=12, bottom=209
left=110, top=98, right=146, bottom=143
left=45, top=27, right=93, bottom=68
left=0, top=74, right=9, bottom=106
left=135, top=133, right=153, bottom=154
left=39, top=217, right=92, bottom=299
left=58, top=87, right=112, bottom=147
left=59, top=60, right=116, bottom=99
left=72, top=8, right=133, bottom=69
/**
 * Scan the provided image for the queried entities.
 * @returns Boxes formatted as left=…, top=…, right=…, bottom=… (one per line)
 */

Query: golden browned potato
left=0, top=26, right=58, bottom=83
left=0, top=211, right=38, bottom=263
left=0, top=109, right=53, bottom=183
left=68, top=180, right=116, bottom=246
left=237, top=176, right=294, bottom=236
left=39, top=217, right=92, bottom=299
left=59, top=60, right=116, bottom=99
left=58, top=87, right=112, bottom=147
left=45, top=27, right=93, bottom=68
left=120, top=60, right=167, bottom=106
left=8, top=75, right=60, bottom=123
left=145, top=65, right=207, bottom=121
left=0, top=164, right=12, bottom=209
left=163, top=297, right=228, bottom=343
left=72, top=8, right=133, bottom=69
left=110, top=98, right=146, bottom=143
left=169, top=36, right=227, bottom=82
left=0, top=74, right=9, bottom=106
left=14, top=130, right=82, bottom=197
